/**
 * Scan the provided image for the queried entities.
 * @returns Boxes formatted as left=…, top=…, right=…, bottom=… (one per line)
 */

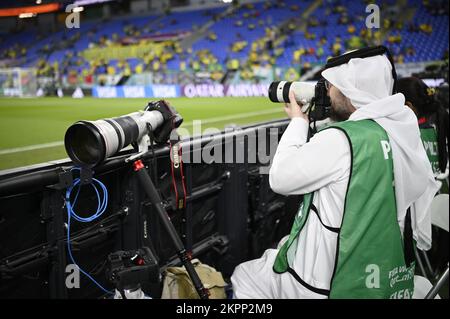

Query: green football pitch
left=0, top=97, right=285, bottom=171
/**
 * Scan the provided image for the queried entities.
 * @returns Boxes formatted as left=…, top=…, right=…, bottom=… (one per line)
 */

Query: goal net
left=0, top=68, right=37, bottom=97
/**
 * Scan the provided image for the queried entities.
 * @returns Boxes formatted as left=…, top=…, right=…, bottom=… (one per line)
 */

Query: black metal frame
left=0, top=119, right=294, bottom=299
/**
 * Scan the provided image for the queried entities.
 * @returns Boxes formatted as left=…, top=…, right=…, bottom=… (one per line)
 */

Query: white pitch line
left=0, top=109, right=282, bottom=155
left=0, top=141, right=64, bottom=155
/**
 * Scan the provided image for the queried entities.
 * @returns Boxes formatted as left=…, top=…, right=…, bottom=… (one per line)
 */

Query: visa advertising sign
left=92, top=84, right=269, bottom=98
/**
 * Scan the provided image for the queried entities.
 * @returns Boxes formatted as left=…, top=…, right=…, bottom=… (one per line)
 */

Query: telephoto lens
left=268, top=80, right=331, bottom=121
left=268, top=81, right=316, bottom=104
left=65, top=110, right=164, bottom=167
left=65, top=100, right=183, bottom=167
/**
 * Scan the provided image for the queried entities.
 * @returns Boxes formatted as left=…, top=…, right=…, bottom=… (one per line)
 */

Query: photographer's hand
left=284, top=91, right=309, bottom=122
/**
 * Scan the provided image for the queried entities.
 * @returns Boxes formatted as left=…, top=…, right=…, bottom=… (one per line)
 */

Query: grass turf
left=0, top=97, right=285, bottom=170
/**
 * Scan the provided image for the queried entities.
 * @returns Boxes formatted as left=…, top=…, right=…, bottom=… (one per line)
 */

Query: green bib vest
left=420, top=126, right=440, bottom=175
left=273, top=120, right=415, bottom=299
left=419, top=121, right=448, bottom=193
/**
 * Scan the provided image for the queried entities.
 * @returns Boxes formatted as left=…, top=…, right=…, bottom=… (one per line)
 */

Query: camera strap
left=169, top=129, right=187, bottom=211
left=145, top=100, right=186, bottom=211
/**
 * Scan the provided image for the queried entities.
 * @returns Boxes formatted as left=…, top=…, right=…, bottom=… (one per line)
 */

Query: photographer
left=397, top=77, right=449, bottom=181
left=231, top=54, right=440, bottom=298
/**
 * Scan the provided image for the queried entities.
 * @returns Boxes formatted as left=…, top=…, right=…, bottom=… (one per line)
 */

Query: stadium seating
left=0, top=0, right=448, bottom=81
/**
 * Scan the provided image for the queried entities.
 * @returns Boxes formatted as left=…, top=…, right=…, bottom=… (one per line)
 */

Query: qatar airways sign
left=93, top=84, right=270, bottom=98
left=182, top=84, right=269, bottom=98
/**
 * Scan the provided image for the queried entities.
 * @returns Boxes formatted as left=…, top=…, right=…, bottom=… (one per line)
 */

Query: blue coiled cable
left=65, top=168, right=113, bottom=295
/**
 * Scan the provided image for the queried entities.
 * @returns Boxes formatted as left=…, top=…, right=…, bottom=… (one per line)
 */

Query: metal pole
left=421, top=250, right=435, bottom=278
left=414, top=246, right=428, bottom=278
left=133, top=159, right=209, bottom=299
left=425, top=265, right=449, bottom=299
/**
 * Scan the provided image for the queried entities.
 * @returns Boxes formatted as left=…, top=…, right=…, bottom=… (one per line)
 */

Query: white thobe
left=231, top=117, right=352, bottom=298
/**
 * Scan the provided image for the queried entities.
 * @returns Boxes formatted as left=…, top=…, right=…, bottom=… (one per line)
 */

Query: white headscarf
left=322, top=55, right=440, bottom=250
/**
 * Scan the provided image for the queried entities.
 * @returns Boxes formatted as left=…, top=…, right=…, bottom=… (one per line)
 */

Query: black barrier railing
left=0, top=119, right=297, bottom=299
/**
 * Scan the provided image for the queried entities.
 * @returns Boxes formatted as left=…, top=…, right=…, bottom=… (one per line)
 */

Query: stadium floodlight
left=19, top=13, right=36, bottom=18
left=222, top=0, right=233, bottom=3
left=36, top=0, right=42, bottom=4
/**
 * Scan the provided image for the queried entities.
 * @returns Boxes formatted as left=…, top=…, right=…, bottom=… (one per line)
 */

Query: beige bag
left=161, top=259, right=227, bottom=299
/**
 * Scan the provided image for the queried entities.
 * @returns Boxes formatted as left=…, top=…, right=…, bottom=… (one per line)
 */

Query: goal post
left=0, top=68, right=37, bottom=97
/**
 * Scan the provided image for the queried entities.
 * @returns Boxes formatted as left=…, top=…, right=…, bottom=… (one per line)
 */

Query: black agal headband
left=324, top=46, right=398, bottom=94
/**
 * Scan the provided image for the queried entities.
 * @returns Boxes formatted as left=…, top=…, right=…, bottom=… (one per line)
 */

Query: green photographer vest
left=419, top=120, right=448, bottom=193
left=419, top=126, right=440, bottom=175
left=273, top=120, right=415, bottom=298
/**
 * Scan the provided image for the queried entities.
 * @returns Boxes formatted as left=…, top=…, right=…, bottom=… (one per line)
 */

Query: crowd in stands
left=0, top=44, right=27, bottom=60
left=0, top=0, right=448, bottom=87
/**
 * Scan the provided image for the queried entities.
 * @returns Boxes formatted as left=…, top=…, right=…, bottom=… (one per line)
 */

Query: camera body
left=435, top=82, right=449, bottom=110
left=145, top=100, right=183, bottom=143
left=310, top=79, right=332, bottom=121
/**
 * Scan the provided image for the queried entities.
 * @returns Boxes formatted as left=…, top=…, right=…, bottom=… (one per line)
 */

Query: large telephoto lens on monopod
left=65, top=111, right=164, bottom=167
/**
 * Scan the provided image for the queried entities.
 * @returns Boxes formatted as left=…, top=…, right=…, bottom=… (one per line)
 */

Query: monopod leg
left=133, top=160, right=209, bottom=299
